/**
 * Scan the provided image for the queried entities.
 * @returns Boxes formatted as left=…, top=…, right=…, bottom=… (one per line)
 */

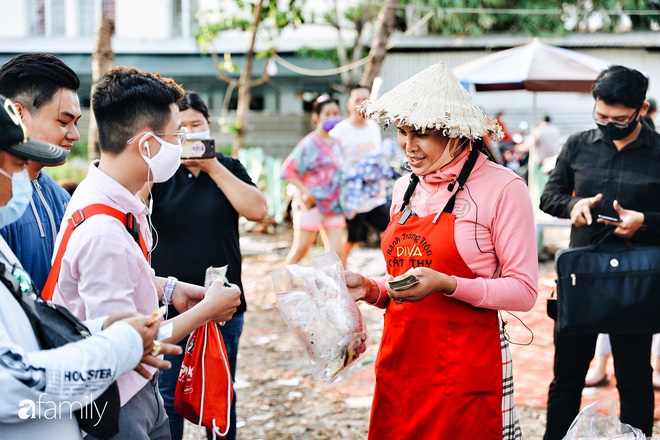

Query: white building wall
left=0, top=0, right=30, bottom=38
left=115, top=0, right=172, bottom=39
left=64, top=0, right=80, bottom=37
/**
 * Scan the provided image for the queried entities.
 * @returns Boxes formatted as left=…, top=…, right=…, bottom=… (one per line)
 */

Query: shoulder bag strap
left=442, top=146, right=480, bottom=214
left=41, top=204, right=148, bottom=301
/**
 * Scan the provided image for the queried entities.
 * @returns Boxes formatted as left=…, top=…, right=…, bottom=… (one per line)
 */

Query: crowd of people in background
left=0, top=50, right=658, bottom=440
left=280, top=84, right=397, bottom=266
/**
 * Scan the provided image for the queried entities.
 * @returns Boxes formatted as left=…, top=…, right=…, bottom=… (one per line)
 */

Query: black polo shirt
left=151, top=153, right=257, bottom=315
left=540, top=120, right=660, bottom=248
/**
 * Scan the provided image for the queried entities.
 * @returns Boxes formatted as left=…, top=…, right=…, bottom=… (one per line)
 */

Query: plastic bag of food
left=563, top=397, right=645, bottom=439
left=270, top=252, right=368, bottom=382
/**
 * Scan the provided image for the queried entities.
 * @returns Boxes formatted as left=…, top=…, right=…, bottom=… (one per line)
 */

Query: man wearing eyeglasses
left=540, top=65, right=660, bottom=439
left=48, top=66, right=241, bottom=439
left=0, top=54, right=81, bottom=292
left=0, top=94, right=184, bottom=439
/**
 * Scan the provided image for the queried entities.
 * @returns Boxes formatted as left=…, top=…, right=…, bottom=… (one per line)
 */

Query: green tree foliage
left=403, top=0, right=658, bottom=36
left=196, top=0, right=304, bottom=153
left=196, top=0, right=303, bottom=51
left=319, top=0, right=381, bottom=87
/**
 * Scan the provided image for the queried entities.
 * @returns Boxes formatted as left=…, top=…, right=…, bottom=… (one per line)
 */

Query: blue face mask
left=185, top=130, right=211, bottom=140
left=0, top=168, right=33, bottom=228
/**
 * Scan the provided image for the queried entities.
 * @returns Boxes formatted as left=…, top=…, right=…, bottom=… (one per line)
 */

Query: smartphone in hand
left=597, top=214, right=621, bottom=222
left=181, top=139, right=215, bottom=159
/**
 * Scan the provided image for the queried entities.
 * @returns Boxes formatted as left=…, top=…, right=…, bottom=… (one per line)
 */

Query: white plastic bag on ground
left=271, top=252, right=368, bottom=382
left=562, top=397, right=645, bottom=439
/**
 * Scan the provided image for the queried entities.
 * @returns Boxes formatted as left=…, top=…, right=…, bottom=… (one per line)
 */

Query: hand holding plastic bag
left=563, top=397, right=645, bottom=440
left=271, top=252, right=368, bottom=382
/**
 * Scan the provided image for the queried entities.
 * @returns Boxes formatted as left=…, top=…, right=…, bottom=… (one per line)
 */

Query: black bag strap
left=590, top=228, right=637, bottom=252
left=0, top=253, right=119, bottom=438
left=0, top=261, right=46, bottom=342
left=399, top=172, right=420, bottom=213
left=443, top=147, right=480, bottom=214
left=0, top=261, right=23, bottom=302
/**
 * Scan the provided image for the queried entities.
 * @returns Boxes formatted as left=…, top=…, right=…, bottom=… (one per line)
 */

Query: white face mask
left=185, top=130, right=211, bottom=140
left=0, top=168, right=33, bottom=227
left=139, top=133, right=182, bottom=183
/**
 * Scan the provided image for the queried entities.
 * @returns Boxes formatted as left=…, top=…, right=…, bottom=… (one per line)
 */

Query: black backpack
left=0, top=258, right=120, bottom=439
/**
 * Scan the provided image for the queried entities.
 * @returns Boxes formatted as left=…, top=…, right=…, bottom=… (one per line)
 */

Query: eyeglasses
left=127, top=127, right=189, bottom=146
left=593, top=107, right=640, bottom=129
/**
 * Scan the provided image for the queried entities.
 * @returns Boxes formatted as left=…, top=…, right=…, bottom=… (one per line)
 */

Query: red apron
left=369, top=206, right=503, bottom=439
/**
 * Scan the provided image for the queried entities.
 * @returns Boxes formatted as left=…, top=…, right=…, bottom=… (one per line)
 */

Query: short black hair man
left=541, top=65, right=660, bottom=439
left=0, top=53, right=81, bottom=290
left=49, top=66, right=241, bottom=439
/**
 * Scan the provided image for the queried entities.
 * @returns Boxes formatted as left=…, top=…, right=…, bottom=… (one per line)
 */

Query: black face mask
left=595, top=107, right=641, bottom=140
left=597, top=118, right=639, bottom=140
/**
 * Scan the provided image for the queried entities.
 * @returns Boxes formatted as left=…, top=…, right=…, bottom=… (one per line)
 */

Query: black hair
left=311, top=95, right=338, bottom=115
left=543, top=115, right=551, bottom=123
left=92, top=66, right=185, bottom=155
left=178, top=91, right=210, bottom=121
left=0, top=53, right=80, bottom=113
left=592, top=65, right=648, bottom=110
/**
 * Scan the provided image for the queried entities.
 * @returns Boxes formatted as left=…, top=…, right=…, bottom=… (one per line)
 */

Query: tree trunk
left=361, top=0, right=398, bottom=89
left=87, top=14, right=115, bottom=161
left=232, top=0, right=265, bottom=157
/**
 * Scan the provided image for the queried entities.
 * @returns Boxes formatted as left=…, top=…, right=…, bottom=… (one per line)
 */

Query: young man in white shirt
left=330, top=85, right=391, bottom=262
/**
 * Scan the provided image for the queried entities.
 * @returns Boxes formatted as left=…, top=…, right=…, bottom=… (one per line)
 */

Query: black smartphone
left=181, top=138, right=215, bottom=159
left=597, top=214, right=621, bottom=222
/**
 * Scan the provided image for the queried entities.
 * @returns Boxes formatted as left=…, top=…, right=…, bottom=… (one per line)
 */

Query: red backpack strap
left=41, top=204, right=149, bottom=301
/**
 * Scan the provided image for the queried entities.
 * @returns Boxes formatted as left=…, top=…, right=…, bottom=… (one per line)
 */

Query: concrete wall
left=212, top=113, right=314, bottom=158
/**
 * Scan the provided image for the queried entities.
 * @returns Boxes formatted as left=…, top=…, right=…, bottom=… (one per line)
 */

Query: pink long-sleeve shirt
left=380, top=148, right=538, bottom=312
left=51, top=161, right=157, bottom=405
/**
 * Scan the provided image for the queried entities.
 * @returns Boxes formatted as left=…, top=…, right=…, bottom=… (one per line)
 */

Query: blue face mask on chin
left=0, top=168, right=33, bottom=228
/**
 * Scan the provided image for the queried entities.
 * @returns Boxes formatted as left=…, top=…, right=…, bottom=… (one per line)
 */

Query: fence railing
left=238, top=147, right=285, bottom=224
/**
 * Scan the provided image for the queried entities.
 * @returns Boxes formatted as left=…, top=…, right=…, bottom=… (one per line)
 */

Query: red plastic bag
left=175, top=322, right=233, bottom=438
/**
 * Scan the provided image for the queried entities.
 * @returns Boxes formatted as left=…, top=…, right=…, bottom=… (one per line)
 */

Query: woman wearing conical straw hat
left=345, top=62, right=538, bottom=439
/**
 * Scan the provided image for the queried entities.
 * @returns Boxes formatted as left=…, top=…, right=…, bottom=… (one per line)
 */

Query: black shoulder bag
left=0, top=260, right=120, bottom=439
left=554, top=233, right=660, bottom=335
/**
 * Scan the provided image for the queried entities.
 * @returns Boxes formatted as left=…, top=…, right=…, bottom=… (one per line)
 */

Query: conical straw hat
left=358, top=62, right=503, bottom=141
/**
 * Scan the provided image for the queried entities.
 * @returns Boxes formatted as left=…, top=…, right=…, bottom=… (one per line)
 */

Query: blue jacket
left=0, top=171, right=70, bottom=291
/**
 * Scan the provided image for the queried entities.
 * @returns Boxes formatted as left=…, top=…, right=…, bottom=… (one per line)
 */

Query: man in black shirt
left=541, top=65, right=660, bottom=439
left=149, top=92, right=267, bottom=440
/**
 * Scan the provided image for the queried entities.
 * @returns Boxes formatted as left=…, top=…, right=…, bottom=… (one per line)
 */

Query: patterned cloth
left=281, top=132, right=343, bottom=215
left=340, top=152, right=397, bottom=220
left=501, top=327, right=523, bottom=440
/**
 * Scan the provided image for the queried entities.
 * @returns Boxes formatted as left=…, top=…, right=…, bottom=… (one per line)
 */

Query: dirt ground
left=181, top=224, right=655, bottom=440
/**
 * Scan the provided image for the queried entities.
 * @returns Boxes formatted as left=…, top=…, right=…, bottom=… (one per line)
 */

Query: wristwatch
left=163, top=276, right=178, bottom=306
